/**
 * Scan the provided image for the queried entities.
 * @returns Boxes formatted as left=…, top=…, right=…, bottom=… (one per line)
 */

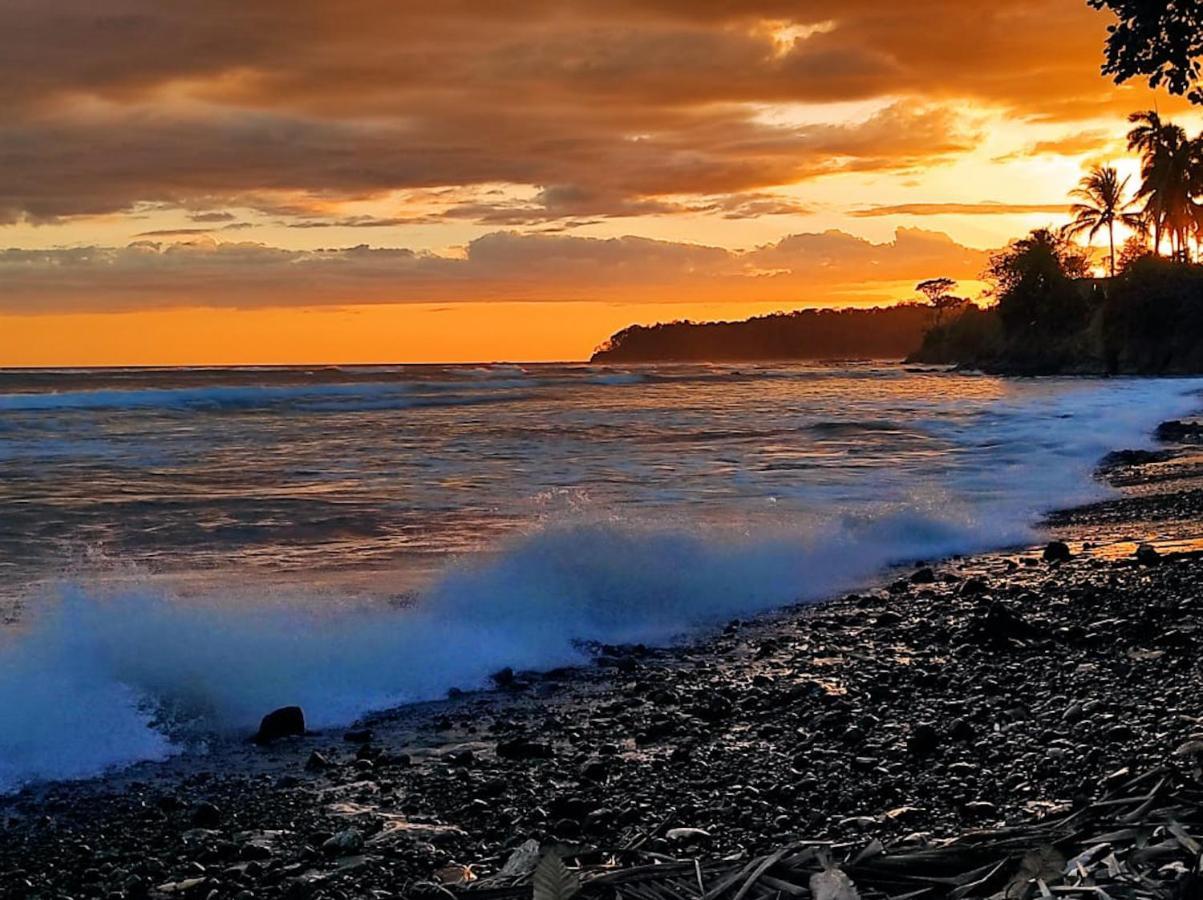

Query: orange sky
left=1, top=0, right=1199, bottom=365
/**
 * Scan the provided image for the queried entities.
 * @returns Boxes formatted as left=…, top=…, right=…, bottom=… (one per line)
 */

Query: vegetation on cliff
left=590, top=304, right=935, bottom=363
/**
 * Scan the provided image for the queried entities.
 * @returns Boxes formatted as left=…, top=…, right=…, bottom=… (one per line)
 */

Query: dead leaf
left=533, top=851, right=580, bottom=900
left=1002, top=846, right=1066, bottom=899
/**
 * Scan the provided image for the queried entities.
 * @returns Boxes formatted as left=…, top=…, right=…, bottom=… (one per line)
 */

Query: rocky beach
left=6, top=421, right=1203, bottom=900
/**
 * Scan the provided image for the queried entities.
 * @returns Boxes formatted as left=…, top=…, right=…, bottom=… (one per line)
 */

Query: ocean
left=1, top=361, right=1200, bottom=792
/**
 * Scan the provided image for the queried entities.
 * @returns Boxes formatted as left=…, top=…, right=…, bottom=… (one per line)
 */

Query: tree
left=1063, top=165, right=1143, bottom=276
left=1089, top=1, right=1203, bottom=104
left=915, top=277, right=967, bottom=327
left=1126, top=111, right=1198, bottom=260
left=988, top=229, right=1094, bottom=342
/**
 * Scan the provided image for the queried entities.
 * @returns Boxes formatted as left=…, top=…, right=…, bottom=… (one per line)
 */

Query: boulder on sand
left=1043, top=541, right=1072, bottom=563
left=254, top=706, right=305, bottom=744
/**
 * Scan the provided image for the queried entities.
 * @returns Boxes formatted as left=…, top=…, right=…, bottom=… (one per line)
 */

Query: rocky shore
left=5, top=429, right=1203, bottom=900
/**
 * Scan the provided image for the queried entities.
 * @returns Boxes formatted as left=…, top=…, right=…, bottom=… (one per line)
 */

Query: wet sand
left=5, top=430, right=1203, bottom=899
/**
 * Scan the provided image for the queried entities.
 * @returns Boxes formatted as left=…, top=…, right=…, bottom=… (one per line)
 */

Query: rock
left=959, top=578, right=988, bottom=597
left=496, top=738, right=554, bottom=760
left=254, top=706, right=305, bottom=744
left=1156, top=420, right=1203, bottom=443
left=962, top=801, right=998, bottom=819
left=1043, top=541, right=1072, bottom=563
left=304, top=750, right=331, bottom=772
left=666, top=827, right=712, bottom=845
left=949, top=717, right=975, bottom=741
left=907, top=723, right=940, bottom=756
left=910, top=567, right=937, bottom=584
left=579, top=757, right=610, bottom=781
left=190, top=801, right=222, bottom=829
left=1102, top=448, right=1171, bottom=467
left=321, top=828, right=364, bottom=856
left=343, top=728, right=373, bottom=743
left=1135, top=544, right=1162, bottom=566
left=491, top=667, right=516, bottom=688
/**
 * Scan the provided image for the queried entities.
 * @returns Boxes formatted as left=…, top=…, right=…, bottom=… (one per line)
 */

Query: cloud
left=995, top=129, right=1119, bottom=161
left=851, top=202, right=1069, bottom=217
left=0, top=1, right=1166, bottom=226
left=0, top=228, right=990, bottom=313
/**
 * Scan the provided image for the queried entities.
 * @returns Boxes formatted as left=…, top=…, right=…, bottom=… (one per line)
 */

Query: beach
left=5, top=413, right=1203, bottom=899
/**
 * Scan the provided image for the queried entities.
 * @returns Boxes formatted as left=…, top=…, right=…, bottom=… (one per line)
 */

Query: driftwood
left=454, top=762, right=1203, bottom=900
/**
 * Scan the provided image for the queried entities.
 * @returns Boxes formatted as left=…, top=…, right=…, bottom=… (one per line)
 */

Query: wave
left=0, top=509, right=1008, bottom=794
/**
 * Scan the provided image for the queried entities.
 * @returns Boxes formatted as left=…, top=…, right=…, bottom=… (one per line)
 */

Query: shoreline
left=5, top=421, right=1203, bottom=897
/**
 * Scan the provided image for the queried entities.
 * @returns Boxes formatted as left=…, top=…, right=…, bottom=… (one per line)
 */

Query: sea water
left=0, top=361, right=1200, bottom=790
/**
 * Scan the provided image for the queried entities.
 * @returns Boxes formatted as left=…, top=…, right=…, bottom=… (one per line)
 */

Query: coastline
left=6, top=420, right=1203, bottom=897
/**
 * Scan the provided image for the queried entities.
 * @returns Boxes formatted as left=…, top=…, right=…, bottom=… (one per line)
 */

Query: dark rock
left=491, top=667, right=516, bottom=688
left=949, top=717, right=975, bottom=741
left=963, top=801, right=998, bottom=819
left=343, top=728, right=373, bottom=743
left=579, top=757, right=610, bottom=781
left=496, top=738, right=554, bottom=760
left=1135, top=544, right=1162, bottom=566
left=1156, top=420, right=1203, bottom=443
left=321, top=828, right=364, bottom=856
left=254, top=706, right=305, bottom=744
left=1043, top=541, right=1072, bottom=563
left=190, top=801, right=222, bottom=829
left=910, top=567, right=937, bottom=584
left=1102, top=448, right=1172, bottom=467
left=304, top=751, right=331, bottom=772
left=959, top=578, right=988, bottom=597
left=907, top=723, right=940, bottom=756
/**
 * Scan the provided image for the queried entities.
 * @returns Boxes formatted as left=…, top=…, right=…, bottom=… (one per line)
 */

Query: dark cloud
left=0, top=1, right=1161, bottom=225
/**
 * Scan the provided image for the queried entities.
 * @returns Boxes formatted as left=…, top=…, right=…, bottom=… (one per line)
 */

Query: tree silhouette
left=1062, top=165, right=1143, bottom=276
left=1126, top=111, right=1200, bottom=260
left=989, top=229, right=1093, bottom=340
left=1089, top=1, right=1203, bottom=104
left=915, top=277, right=966, bottom=327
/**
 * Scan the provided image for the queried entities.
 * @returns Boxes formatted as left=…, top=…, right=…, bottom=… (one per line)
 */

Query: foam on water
left=1, top=372, right=1201, bottom=793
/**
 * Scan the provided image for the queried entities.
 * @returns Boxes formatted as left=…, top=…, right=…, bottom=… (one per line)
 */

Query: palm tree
left=1126, top=110, right=1197, bottom=260
left=1063, top=165, right=1143, bottom=276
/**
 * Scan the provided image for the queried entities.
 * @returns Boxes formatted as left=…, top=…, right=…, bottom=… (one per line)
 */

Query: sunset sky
left=2, top=0, right=1200, bottom=365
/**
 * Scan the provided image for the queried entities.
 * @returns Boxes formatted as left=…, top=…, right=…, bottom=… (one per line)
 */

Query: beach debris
left=451, top=758, right=1203, bottom=900
left=809, top=854, right=859, bottom=900
left=254, top=705, right=306, bottom=744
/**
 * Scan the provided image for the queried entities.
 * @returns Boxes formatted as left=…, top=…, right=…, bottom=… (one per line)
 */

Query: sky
left=1, top=0, right=1200, bottom=365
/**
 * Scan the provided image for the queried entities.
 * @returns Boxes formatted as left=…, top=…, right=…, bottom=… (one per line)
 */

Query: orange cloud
left=851, top=202, right=1069, bottom=217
